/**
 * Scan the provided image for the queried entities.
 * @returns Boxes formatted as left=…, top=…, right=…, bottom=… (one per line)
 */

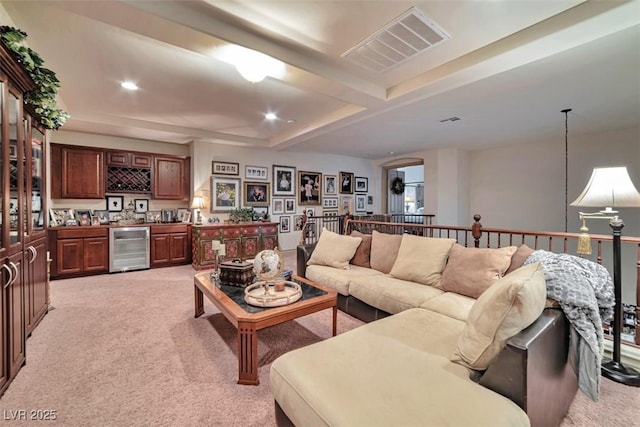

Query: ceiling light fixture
left=217, top=45, right=285, bottom=84
left=121, top=81, right=138, bottom=91
left=265, top=113, right=277, bottom=120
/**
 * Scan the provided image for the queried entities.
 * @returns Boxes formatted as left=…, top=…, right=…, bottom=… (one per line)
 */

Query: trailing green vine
left=0, top=26, right=68, bottom=130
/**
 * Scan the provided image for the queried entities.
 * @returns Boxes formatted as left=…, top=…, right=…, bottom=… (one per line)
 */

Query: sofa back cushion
left=307, top=228, right=362, bottom=269
left=369, top=231, right=403, bottom=273
left=452, top=262, right=546, bottom=370
left=439, top=244, right=517, bottom=298
left=389, top=234, right=456, bottom=286
left=350, top=230, right=372, bottom=268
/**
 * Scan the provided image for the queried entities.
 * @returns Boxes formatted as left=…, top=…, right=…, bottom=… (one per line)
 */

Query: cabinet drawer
left=151, top=224, right=188, bottom=234
left=56, top=227, right=108, bottom=239
left=241, top=226, right=260, bottom=235
left=131, top=154, right=151, bottom=168
left=106, top=151, right=129, bottom=166
left=261, top=225, right=278, bottom=234
left=222, top=228, right=241, bottom=237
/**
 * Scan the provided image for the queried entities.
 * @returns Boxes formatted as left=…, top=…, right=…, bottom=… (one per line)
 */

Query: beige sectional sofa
left=271, top=229, right=578, bottom=427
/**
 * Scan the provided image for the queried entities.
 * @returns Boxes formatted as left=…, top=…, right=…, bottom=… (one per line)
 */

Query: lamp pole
left=601, top=217, right=640, bottom=385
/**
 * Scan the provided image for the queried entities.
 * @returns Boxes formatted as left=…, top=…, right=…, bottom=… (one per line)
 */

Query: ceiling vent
left=342, top=7, right=450, bottom=73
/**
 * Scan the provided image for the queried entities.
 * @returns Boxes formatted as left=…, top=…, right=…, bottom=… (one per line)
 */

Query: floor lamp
left=571, top=166, right=640, bottom=386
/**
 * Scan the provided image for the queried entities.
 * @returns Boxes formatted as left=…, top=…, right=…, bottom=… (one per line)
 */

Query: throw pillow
left=389, top=234, right=456, bottom=286
left=307, top=228, right=362, bottom=269
left=438, top=244, right=517, bottom=298
left=505, top=244, right=535, bottom=275
left=369, top=230, right=403, bottom=274
left=453, top=262, right=546, bottom=370
left=350, top=230, right=372, bottom=268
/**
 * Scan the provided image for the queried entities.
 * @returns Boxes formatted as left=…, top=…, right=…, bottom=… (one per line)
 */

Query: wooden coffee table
left=193, top=272, right=337, bottom=385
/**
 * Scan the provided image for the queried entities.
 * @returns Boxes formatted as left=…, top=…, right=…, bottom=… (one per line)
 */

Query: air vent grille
left=342, top=7, right=450, bottom=73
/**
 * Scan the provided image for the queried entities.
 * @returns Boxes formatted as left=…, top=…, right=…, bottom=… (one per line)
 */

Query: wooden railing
left=343, top=214, right=640, bottom=347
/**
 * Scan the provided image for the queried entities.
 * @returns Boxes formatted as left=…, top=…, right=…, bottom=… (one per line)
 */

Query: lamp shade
left=190, top=196, right=205, bottom=209
left=570, top=166, right=640, bottom=208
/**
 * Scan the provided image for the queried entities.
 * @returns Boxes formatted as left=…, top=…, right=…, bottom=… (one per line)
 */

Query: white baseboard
left=603, top=340, right=640, bottom=371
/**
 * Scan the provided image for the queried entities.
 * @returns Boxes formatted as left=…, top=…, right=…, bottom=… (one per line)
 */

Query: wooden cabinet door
left=54, top=145, right=105, bottom=199
left=83, top=237, right=108, bottom=272
left=0, top=260, right=9, bottom=393
left=57, top=238, right=83, bottom=275
left=7, top=253, right=25, bottom=380
left=153, top=156, right=189, bottom=200
left=150, top=234, right=170, bottom=267
left=24, top=239, right=48, bottom=336
left=170, top=233, right=189, bottom=263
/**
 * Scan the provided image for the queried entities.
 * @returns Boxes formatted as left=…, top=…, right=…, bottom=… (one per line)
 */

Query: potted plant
left=0, top=26, right=68, bottom=129
left=229, top=207, right=254, bottom=223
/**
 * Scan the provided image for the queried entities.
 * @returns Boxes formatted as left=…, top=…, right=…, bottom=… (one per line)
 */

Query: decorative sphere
left=253, top=249, right=283, bottom=282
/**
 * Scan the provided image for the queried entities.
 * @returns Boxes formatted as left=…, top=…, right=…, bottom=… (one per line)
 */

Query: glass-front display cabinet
left=0, top=41, right=49, bottom=397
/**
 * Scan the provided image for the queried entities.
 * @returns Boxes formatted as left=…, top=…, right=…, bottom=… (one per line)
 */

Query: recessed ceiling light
left=287, top=119, right=296, bottom=124
left=388, top=151, right=395, bottom=155
left=121, top=81, right=138, bottom=91
left=265, top=113, right=277, bottom=120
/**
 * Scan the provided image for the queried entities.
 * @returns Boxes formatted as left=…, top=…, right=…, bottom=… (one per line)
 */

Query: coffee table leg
left=332, top=305, right=337, bottom=337
left=194, top=285, right=204, bottom=318
left=237, top=323, right=259, bottom=385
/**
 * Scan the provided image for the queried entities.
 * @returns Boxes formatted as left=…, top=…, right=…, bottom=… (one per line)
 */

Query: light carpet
left=0, top=261, right=638, bottom=426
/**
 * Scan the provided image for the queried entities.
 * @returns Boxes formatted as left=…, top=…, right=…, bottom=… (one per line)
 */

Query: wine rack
left=106, top=166, right=152, bottom=193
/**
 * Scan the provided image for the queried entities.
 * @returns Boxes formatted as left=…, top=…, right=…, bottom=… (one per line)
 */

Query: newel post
left=472, top=214, right=482, bottom=248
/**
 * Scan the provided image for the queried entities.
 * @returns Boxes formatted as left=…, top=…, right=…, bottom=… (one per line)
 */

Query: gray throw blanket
left=524, top=250, right=614, bottom=401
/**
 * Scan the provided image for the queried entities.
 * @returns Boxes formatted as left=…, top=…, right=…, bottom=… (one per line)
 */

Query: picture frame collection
left=208, top=160, right=372, bottom=232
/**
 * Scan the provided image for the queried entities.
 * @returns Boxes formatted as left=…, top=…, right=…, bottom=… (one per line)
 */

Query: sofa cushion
left=369, top=231, right=402, bottom=273
left=307, top=228, right=362, bottom=269
left=349, top=230, right=372, bottom=268
left=305, top=264, right=384, bottom=296
left=505, top=244, right=535, bottom=275
left=270, top=308, right=529, bottom=427
left=453, top=262, right=546, bottom=370
left=419, top=292, right=477, bottom=322
left=439, top=244, right=517, bottom=298
left=350, top=275, right=444, bottom=314
left=389, top=234, right=456, bottom=286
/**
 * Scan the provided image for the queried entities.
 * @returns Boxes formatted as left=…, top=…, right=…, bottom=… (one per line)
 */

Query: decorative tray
left=244, top=281, right=302, bottom=307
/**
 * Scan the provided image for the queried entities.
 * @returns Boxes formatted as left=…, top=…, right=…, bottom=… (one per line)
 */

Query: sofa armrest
left=296, top=243, right=317, bottom=278
left=479, top=308, right=577, bottom=427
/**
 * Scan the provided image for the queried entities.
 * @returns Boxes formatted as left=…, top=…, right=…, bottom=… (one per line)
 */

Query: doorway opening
left=384, top=162, right=424, bottom=215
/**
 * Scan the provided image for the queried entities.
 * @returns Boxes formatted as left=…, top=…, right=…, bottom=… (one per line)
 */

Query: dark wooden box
left=220, top=260, right=255, bottom=287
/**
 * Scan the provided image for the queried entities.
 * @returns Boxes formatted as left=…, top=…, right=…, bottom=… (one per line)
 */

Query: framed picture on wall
left=244, top=181, right=271, bottom=206
left=339, top=172, right=354, bottom=194
left=324, top=175, right=337, bottom=195
left=273, top=165, right=296, bottom=196
left=106, top=195, right=124, bottom=212
left=340, top=195, right=354, bottom=215
left=279, top=215, right=291, bottom=233
left=298, top=171, right=322, bottom=205
left=211, top=176, right=241, bottom=212
left=322, top=197, right=338, bottom=209
left=245, top=165, right=268, bottom=181
left=134, top=198, right=148, bottom=213
left=284, top=198, right=296, bottom=213
left=273, top=198, right=284, bottom=214
left=294, top=215, right=304, bottom=231
left=212, top=161, right=239, bottom=176
left=355, top=194, right=367, bottom=212
left=355, top=176, right=368, bottom=192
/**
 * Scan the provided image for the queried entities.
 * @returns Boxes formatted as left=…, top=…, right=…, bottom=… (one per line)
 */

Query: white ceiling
left=2, top=0, right=639, bottom=159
